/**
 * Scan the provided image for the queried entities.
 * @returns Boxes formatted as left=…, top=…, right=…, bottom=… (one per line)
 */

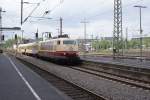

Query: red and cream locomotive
left=18, top=34, right=80, bottom=64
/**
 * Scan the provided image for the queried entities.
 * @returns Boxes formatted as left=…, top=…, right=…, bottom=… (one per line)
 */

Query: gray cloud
left=0, top=0, right=149, bottom=39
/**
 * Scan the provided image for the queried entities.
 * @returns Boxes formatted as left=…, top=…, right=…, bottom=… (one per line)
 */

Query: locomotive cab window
left=57, top=40, right=61, bottom=45
left=63, top=40, right=76, bottom=45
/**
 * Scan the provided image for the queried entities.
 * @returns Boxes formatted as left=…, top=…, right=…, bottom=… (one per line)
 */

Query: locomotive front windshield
left=63, top=40, right=76, bottom=45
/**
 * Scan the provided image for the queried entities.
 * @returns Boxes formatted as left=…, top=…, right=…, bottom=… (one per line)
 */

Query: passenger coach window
left=57, top=40, right=60, bottom=45
left=63, top=40, right=76, bottom=45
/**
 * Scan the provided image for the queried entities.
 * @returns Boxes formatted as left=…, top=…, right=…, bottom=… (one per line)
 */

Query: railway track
left=12, top=53, right=150, bottom=99
left=19, top=59, right=106, bottom=100
left=82, top=61, right=150, bottom=83
left=70, top=61, right=150, bottom=90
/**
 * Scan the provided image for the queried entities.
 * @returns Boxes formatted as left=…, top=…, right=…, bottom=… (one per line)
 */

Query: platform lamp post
left=134, top=5, right=147, bottom=62
left=14, top=34, right=18, bottom=56
left=0, top=7, right=6, bottom=43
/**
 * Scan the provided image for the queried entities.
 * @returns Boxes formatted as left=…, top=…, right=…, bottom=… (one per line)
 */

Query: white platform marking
left=5, top=54, right=42, bottom=100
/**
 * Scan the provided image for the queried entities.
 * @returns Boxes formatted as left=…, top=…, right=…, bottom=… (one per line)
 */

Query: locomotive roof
left=18, top=42, right=37, bottom=47
left=39, top=38, right=76, bottom=43
left=18, top=38, right=77, bottom=46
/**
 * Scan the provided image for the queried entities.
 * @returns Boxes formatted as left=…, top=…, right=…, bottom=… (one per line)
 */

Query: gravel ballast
left=16, top=54, right=150, bottom=100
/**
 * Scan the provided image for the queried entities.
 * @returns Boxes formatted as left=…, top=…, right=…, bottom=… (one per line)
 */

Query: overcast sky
left=0, top=0, right=149, bottom=39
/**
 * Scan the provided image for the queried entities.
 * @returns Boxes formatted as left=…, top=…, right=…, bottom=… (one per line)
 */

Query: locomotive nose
left=69, top=46, right=73, bottom=51
left=65, top=51, right=77, bottom=57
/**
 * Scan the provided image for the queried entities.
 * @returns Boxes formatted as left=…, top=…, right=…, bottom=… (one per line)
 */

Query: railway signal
left=35, top=33, right=38, bottom=40
left=49, top=33, right=51, bottom=38
left=15, top=34, right=17, bottom=40
left=1, top=35, right=4, bottom=41
left=35, top=29, right=38, bottom=40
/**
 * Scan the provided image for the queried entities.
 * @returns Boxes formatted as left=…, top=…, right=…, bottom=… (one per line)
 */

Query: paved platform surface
left=0, top=53, right=71, bottom=100
left=80, top=55, right=150, bottom=69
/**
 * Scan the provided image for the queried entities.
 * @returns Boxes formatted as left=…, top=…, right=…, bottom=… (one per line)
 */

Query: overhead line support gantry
left=113, top=0, right=123, bottom=58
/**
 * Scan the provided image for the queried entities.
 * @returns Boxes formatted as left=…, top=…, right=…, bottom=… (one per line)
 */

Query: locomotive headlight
left=76, top=52, right=79, bottom=56
left=63, top=52, right=66, bottom=55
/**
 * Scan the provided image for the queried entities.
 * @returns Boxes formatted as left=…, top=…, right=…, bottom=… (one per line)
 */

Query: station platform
left=80, top=55, right=150, bottom=69
left=0, top=53, right=71, bottom=100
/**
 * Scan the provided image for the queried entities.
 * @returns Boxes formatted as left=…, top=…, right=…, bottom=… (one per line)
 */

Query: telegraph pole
left=21, top=0, right=23, bottom=25
left=134, top=5, right=147, bottom=62
left=56, top=28, right=60, bottom=36
left=81, top=18, right=89, bottom=51
left=91, top=34, right=94, bottom=52
left=121, top=28, right=123, bottom=56
left=113, top=0, right=123, bottom=58
left=91, top=34, right=94, bottom=42
left=60, top=17, right=63, bottom=35
left=125, top=27, right=128, bottom=50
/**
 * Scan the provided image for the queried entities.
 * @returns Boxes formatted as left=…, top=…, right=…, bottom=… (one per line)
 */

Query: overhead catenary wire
left=21, top=0, right=46, bottom=25
left=87, top=0, right=144, bottom=20
left=43, top=0, right=145, bottom=23
left=24, top=0, right=144, bottom=24
left=23, top=3, right=40, bottom=24
left=42, top=0, right=64, bottom=17
left=23, top=0, right=148, bottom=36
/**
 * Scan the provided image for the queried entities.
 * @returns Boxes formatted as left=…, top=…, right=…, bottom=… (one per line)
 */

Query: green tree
left=128, top=39, right=140, bottom=49
left=92, top=40, right=112, bottom=50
